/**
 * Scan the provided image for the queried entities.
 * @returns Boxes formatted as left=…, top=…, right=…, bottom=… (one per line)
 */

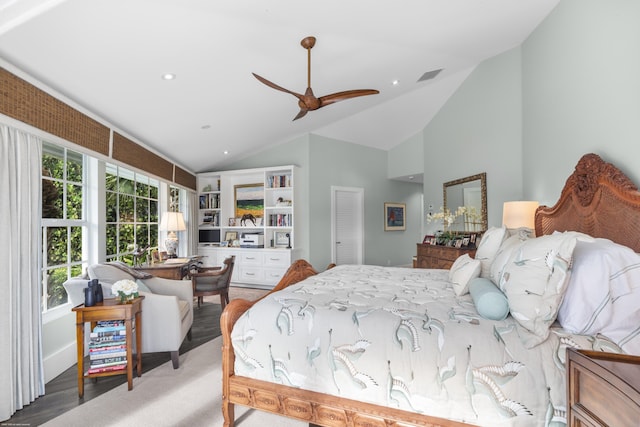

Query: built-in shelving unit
left=196, top=165, right=298, bottom=288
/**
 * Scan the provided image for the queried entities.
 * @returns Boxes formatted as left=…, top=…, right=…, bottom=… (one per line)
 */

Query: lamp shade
left=502, top=201, right=539, bottom=230
left=159, top=211, right=186, bottom=232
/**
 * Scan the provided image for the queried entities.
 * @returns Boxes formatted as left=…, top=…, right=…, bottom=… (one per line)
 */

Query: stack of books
left=87, top=320, right=128, bottom=374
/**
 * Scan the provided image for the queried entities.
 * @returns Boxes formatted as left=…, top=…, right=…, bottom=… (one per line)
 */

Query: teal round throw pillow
left=469, top=277, right=509, bottom=321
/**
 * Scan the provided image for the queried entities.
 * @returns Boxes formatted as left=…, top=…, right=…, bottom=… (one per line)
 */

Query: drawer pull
left=269, top=257, right=281, bottom=261
left=245, top=257, right=256, bottom=260
left=246, top=272, right=255, bottom=276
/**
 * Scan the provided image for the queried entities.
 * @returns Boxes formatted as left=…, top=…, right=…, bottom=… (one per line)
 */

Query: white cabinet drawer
left=263, top=268, right=287, bottom=285
left=262, top=251, right=290, bottom=267
left=238, top=251, right=262, bottom=265
left=238, top=266, right=265, bottom=283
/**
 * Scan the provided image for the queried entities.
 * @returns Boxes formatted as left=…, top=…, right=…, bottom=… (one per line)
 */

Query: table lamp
left=502, top=201, right=539, bottom=238
left=160, top=211, right=186, bottom=258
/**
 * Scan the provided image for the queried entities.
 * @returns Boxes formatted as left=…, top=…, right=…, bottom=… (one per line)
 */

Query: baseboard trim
left=44, top=341, right=76, bottom=384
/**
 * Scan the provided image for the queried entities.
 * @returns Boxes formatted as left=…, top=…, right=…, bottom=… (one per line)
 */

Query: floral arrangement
left=427, top=205, right=482, bottom=230
left=428, top=205, right=483, bottom=244
left=112, top=279, right=139, bottom=303
left=427, top=207, right=457, bottom=229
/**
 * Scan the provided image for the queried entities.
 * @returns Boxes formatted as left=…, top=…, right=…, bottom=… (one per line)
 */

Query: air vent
left=417, top=69, right=443, bottom=82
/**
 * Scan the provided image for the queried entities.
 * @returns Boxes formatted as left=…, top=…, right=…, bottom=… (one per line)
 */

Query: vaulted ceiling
left=0, top=0, right=559, bottom=173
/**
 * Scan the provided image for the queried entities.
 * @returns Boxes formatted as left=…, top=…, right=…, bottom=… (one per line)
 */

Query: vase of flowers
left=112, top=279, right=139, bottom=304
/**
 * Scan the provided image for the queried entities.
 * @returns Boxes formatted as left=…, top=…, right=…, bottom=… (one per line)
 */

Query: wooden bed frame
left=221, top=153, right=640, bottom=427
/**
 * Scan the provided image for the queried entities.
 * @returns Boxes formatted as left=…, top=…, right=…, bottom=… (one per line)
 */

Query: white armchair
left=63, top=263, right=194, bottom=369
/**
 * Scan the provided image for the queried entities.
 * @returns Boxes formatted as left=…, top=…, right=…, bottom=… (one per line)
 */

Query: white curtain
left=0, top=124, right=45, bottom=421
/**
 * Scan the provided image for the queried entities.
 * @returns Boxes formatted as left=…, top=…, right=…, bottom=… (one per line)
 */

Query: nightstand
left=566, top=348, right=640, bottom=426
left=416, top=243, right=476, bottom=269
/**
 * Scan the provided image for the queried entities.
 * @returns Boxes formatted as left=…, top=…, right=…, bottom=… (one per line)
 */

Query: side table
left=567, top=348, right=640, bottom=426
left=72, top=296, right=144, bottom=398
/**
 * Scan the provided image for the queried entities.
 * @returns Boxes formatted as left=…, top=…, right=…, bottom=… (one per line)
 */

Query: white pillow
left=558, top=238, right=640, bottom=354
left=449, top=254, right=481, bottom=296
left=474, top=226, right=508, bottom=278
left=490, top=235, right=527, bottom=290
left=502, top=233, right=577, bottom=348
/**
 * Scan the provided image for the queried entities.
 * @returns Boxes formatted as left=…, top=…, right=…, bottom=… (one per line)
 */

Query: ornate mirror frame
left=443, top=172, right=487, bottom=232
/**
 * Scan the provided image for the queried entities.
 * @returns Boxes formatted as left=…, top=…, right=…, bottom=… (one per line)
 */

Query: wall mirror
left=443, top=172, right=487, bottom=232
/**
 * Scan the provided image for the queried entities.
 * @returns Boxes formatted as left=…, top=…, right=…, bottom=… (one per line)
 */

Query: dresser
left=567, top=348, right=640, bottom=427
left=415, top=243, right=476, bottom=269
left=198, top=246, right=299, bottom=288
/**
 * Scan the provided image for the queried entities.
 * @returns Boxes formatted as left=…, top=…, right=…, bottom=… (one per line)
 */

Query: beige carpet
left=42, top=335, right=306, bottom=427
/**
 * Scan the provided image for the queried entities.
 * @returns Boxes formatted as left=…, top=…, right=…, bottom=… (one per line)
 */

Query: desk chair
left=190, top=256, right=235, bottom=309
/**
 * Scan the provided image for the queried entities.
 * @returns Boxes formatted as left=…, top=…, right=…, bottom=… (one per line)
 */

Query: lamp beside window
left=160, top=211, right=186, bottom=258
left=502, top=201, right=539, bottom=238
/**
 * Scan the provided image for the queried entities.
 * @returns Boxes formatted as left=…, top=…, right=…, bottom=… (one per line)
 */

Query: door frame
left=330, top=186, right=364, bottom=265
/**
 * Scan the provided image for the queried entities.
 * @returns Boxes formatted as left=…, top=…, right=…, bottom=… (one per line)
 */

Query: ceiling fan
left=253, top=36, right=379, bottom=121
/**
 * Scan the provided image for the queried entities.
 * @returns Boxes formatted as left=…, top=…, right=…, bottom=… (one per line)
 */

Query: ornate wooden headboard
left=535, top=153, right=640, bottom=252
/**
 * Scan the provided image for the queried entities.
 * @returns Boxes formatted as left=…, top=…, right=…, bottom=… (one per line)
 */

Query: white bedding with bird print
left=231, top=264, right=619, bottom=426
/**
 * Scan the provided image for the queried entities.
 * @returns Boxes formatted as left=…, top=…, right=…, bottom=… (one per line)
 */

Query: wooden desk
left=134, top=257, right=202, bottom=280
left=72, top=297, right=144, bottom=398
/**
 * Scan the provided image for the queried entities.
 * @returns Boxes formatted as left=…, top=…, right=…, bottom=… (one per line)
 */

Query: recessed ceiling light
left=161, top=73, right=176, bottom=80
left=223, top=150, right=229, bottom=155
left=201, top=125, right=211, bottom=130
left=392, top=79, right=400, bottom=86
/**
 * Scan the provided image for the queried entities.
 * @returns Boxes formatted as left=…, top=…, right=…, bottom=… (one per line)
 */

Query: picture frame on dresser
left=274, top=231, right=289, bottom=248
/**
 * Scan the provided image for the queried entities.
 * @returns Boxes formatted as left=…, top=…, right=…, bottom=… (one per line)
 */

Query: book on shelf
left=267, top=175, right=291, bottom=188
left=89, top=350, right=127, bottom=360
left=268, top=213, right=292, bottom=227
left=90, top=357, right=128, bottom=368
left=93, top=323, right=126, bottom=333
left=89, top=343, right=127, bottom=352
left=90, top=329, right=127, bottom=338
left=87, top=364, right=127, bottom=374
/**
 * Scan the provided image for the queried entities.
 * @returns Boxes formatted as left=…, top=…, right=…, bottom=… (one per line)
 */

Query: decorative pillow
left=490, top=234, right=527, bottom=290
left=469, top=277, right=509, bottom=320
left=448, top=254, right=481, bottom=296
left=502, top=232, right=578, bottom=348
left=558, top=238, right=640, bottom=354
left=474, top=226, right=508, bottom=278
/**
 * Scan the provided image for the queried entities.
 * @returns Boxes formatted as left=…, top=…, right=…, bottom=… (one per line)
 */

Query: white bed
left=221, top=153, right=640, bottom=427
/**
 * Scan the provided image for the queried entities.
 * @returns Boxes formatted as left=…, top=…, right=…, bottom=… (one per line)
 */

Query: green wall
left=522, top=0, right=640, bottom=203
left=421, top=47, right=523, bottom=231
left=307, top=134, right=422, bottom=269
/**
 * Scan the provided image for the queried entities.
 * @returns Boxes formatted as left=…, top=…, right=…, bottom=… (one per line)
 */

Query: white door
left=331, top=186, right=364, bottom=265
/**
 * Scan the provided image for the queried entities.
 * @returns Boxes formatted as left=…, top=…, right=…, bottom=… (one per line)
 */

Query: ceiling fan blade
left=292, top=109, right=309, bottom=121
left=252, top=73, right=304, bottom=101
left=319, top=89, right=380, bottom=107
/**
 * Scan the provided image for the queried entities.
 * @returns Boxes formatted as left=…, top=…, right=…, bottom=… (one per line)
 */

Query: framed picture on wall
left=384, top=202, right=406, bottom=231
left=234, top=183, right=264, bottom=218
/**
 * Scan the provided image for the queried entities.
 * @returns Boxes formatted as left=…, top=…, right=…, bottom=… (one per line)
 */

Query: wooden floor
left=6, top=287, right=268, bottom=426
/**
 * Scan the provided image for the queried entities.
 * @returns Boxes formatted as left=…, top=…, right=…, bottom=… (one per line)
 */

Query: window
left=105, top=163, right=159, bottom=264
left=41, top=142, right=86, bottom=311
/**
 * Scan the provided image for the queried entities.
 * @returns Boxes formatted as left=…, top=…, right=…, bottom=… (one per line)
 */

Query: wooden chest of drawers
left=415, top=243, right=476, bottom=269
left=567, top=348, right=640, bottom=427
